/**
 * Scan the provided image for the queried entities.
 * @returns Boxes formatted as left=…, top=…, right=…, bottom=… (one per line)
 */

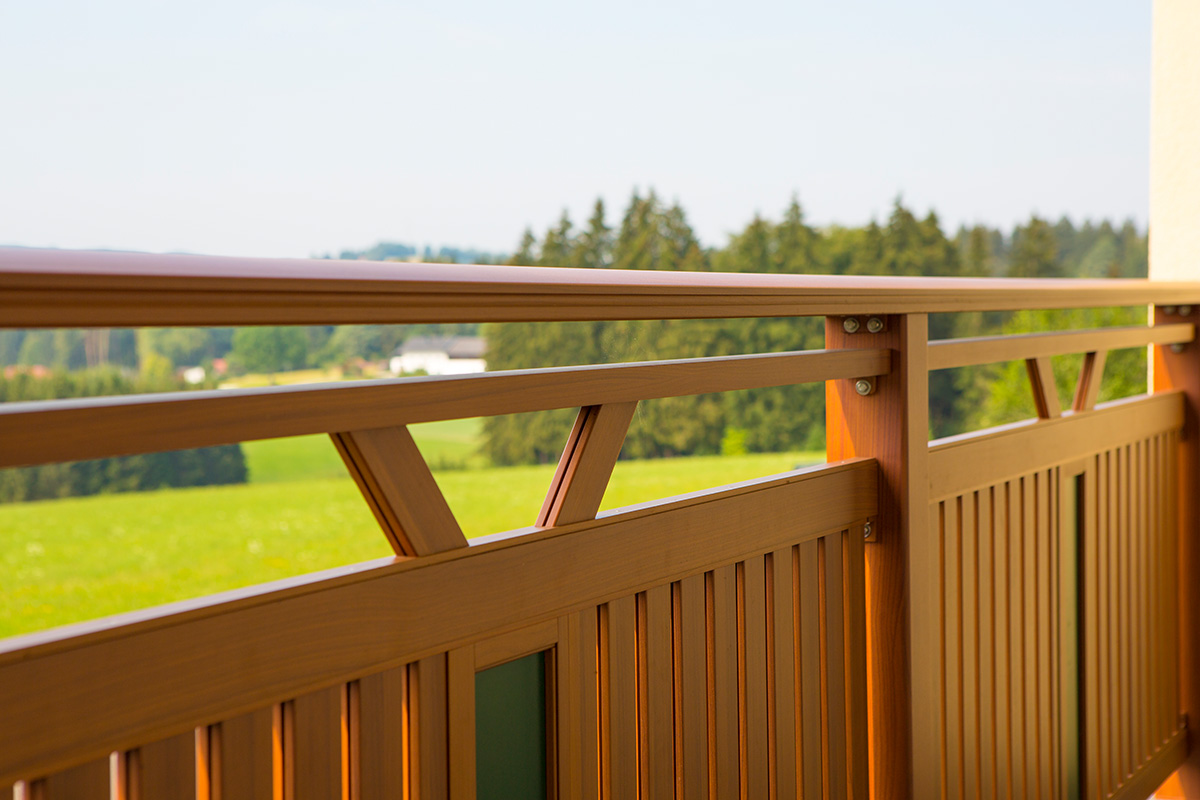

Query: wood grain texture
left=741, top=556, right=769, bottom=800
left=797, top=542, right=823, bottom=800
left=0, top=349, right=889, bottom=470
left=291, top=686, right=346, bottom=800
left=826, top=313, right=929, bottom=800
left=0, top=461, right=875, bottom=785
left=331, top=427, right=467, bottom=557
left=39, top=758, right=111, bottom=800
left=411, top=656, right=447, bottom=800
left=928, top=391, right=1183, bottom=501
left=641, top=585, right=673, bottom=800
left=602, top=596, right=637, bottom=800
left=1072, top=350, right=1108, bottom=412
left=1025, top=357, right=1062, bottom=420
left=472, top=620, right=559, bottom=672
left=539, top=403, right=637, bottom=527
left=768, top=548, right=797, bottom=800
left=445, top=648, right=474, bottom=800
left=710, top=566, right=739, bottom=800
left=357, top=667, right=407, bottom=800
left=842, top=529, right=870, bottom=800
left=677, top=575, right=708, bottom=800
left=568, top=610, right=600, bottom=800
left=136, top=731, right=198, bottom=800
left=927, top=323, right=1192, bottom=371
left=216, top=708, right=277, bottom=800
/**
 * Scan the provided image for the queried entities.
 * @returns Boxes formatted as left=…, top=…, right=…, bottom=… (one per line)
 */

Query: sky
left=0, top=0, right=1152, bottom=259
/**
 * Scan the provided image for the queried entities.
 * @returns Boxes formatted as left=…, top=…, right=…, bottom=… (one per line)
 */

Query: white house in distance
left=389, top=335, right=487, bottom=376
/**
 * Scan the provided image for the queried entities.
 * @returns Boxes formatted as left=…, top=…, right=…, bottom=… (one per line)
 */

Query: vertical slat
left=1021, top=475, right=1038, bottom=800
left=40, top=759, right=111, bottom=800
left=446, top=647, right=474, bottom=800
left=798, top=542, right=823, bottom=800
left=292, top=686, right=346, bottom=800
left=843, top=529, right=869, bottom=800
left=711, top=565, right=740, bottom=800
left=140, top=731, right=198, bottom=800
left=1007, top=480, right=1025, bottom=800
left=1134, top=440, right=1145, bottom=768
left=358, top=666, right=407, bottom=800
left=769, top=548, right=798, bottom=800
left=1148, top=435, right=1161, bottom=752
left=1036, top=470, right=1053, bottom=800
left=1117, top=446, right=1130, bottom=786
left=977, top=487, right=996, bottom=800
left=412, top=655, right=448, bottom=800
left=605, top=595, right=638, bottom=799
left=643, top=584, right=674, bottom=800
left=571, top=609, right=600, bottom=800
left=1107, top=448, right=1120, bottom=795
left=678, top=577, right=708, bottom=799
left=1098, top=452, right=1111, bottom=796
left=994, top=484, right=1012, bottom=800
left=823, top=534, right=848, bottom=800
left=218, top=708, right=277, bottom=800
left=1083, top=462, right=1100, bottom=800
left=961, top=491, right=980, bottom=800
left=943, top=499, right=963, bottom=800
left=742, top=556, right=769, bottom=799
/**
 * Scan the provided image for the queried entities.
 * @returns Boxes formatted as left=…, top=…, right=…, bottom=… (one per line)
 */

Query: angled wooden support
left=1025, top=356, right=1062, bottom=419
left=538, top=402, right=638, bottom=527
left=1072, top=350, right=1108, bottom=412
left=331, top=426, right=467, bottom=557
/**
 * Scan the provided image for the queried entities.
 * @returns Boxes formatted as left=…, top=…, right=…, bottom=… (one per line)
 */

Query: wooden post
left=826, top=314, right=931, bottom=800
left=1153, top=305, right=1200, bottom=798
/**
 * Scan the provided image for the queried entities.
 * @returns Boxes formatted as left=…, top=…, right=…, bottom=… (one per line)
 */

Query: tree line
left=482, top=192, right=1148, bottom=465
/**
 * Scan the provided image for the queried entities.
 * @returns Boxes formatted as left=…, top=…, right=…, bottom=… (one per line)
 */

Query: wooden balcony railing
left=0, top=247, right=1197, bottom=800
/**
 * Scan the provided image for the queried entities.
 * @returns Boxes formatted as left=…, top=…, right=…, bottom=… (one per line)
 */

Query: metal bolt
left=1163, top=306, right=1178, bottom=316
left=1181, top=305, right=1193, bottom=316
left=866, top=317, right=884, bottom=333
left=863, top=521, right=872, bottom=540
left=854, top=378, right=874, bottom=396
left=1172, top=343, right=1186, bottom=354
left=842, top=317, right=860, bottom=334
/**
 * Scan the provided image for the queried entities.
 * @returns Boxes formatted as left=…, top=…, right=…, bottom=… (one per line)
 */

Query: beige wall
left=1151, top=0, right=1200, bottom=281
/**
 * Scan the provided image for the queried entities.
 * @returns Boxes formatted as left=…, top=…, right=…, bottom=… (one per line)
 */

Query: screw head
left=1172, top=343, right=1186, bottom=354
left=842, top=317, right=860, bottom=334
left=863, top=521, right=872, bottom=540
left=1181, top=305, right=1193, bottom=316
left=854, top=378, right=874, bottom=396
left=866, top=317, right=884, bottom=333
left=1163, top=306, right=1178, bottom=316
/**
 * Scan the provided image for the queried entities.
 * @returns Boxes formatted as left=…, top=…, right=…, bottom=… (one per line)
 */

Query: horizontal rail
left=0, top=459, right=877, bottom=783
left=927, top=323, right=1195, bottom=370
left=927, top=390, right=1184, bottom=500
left=5, top=247, right=1200, bottom=325
left=0, top=348, right=888, bottom=469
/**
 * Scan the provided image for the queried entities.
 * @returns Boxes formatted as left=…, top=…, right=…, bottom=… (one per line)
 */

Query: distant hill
left=330, top=242, right=506, bottom=264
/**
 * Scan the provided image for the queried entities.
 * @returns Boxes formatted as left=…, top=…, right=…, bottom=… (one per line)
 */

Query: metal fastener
left=843, top=317, right=860, bottom=334
left=1163, top=306, right=1178, bottom=316
left=1172, top=343, right=1186, bottom=354
left=863, top=521, right=872, bottom=540
left=854, top=378, right=874, bottom=396
left=1181, top=305, right=1193, bottom=316
left=866, top=317, right=884, bottom=333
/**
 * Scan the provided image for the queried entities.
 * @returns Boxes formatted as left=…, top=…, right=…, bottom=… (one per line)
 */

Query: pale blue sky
left=0, top=0, right=1151, bottom=259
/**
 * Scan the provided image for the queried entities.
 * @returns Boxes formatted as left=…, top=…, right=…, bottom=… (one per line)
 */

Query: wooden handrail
left=0, top=347, right=889, bottom=469
left=927, top=323, right=1195, bottom=370
left=5, top=247, right=1200, bottom=325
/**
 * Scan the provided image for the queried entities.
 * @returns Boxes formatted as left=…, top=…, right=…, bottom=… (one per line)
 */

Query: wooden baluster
left=1072, top=350, right=1108, bottom=412
left=539, top=403, right=637, bottom=527
left=1026, top=357, right=1062, bottom=420
left=332, top=426, right=467, bottom=557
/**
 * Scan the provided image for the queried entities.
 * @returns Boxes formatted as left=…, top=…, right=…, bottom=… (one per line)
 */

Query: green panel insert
left=475, top=651, right=548, bottom=800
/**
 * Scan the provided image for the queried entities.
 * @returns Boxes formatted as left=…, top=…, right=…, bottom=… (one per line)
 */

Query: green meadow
left=0, top=419, right=820, bottom=640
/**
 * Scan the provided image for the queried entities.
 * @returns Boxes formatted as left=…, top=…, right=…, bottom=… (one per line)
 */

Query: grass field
left=0, top=444, right=820, bottom=639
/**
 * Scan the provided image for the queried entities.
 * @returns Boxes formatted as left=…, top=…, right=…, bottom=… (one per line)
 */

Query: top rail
left=4, top=247, right=1200, bottom=326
